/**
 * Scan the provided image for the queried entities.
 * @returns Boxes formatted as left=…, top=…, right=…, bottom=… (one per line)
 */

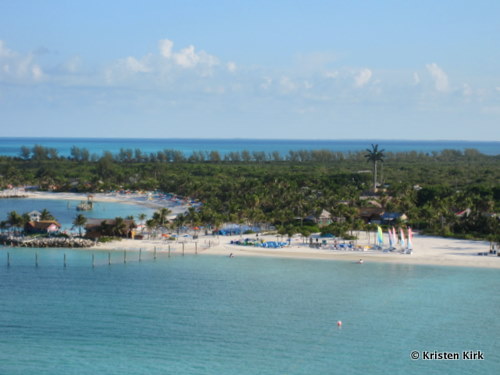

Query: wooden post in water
left=64, top=253, right=67, bottom=268
left=35, top=252, right=38, bottom=268
left=7, top=252, right=10, bottom=267
left=139, top=248, right=142, bottom=262
left=108, top=252, right=111, bottom=266
left=92, top=253, right=95, bottom=268
left=182, top=242, right=185, bottom=256
left=124, top=250, right=127, bottom=264
left=154, top=247, right=157, bottom=260
left=168, top=245, right=171, bottom=257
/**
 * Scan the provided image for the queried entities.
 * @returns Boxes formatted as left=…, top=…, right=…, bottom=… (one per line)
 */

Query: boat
left=76, top=195, right=94, bottom=211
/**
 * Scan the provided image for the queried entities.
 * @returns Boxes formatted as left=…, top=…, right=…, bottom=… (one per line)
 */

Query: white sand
left=17, top=190, right=190, bottom=217
left=5, top=188, right=498, bottom=268
left=93, top=232, right=500, bottom=269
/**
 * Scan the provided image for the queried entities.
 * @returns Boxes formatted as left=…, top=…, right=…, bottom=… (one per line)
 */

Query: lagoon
left=0, top=198, right=156, bottom=231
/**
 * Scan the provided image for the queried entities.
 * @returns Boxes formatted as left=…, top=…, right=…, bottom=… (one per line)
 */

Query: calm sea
left=0, top=137, right=499, bottom=157
left=0, top=252, right=498, bottom=375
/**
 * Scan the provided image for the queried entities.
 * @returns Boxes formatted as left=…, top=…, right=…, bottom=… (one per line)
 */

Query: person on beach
left=357, top=259, right=364, bottom=264
left=229, top=253, right=234, bottom=258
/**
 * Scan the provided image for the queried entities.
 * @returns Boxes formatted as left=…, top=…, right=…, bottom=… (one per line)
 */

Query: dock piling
left=182, top=242, right=185, bottom=256
left=124, top=250, right=127, bottom=264
left=92, top=253, right=95, bottom=268
left=139, top=248, right=142, bottom=262
left=35, top=252, right=38, bottom=268
left=64, top=253, right=67, bottom=268
left=7, top=252, right=10, bottom=267
left=108, top=252, right=111, bottom=266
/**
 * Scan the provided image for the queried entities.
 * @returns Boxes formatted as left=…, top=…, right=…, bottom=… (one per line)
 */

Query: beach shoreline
left=92, top=232, right=500, bottom=269
left=3, top=189, right=498, bottom=269
left=2, top=189, right=190, bottom=216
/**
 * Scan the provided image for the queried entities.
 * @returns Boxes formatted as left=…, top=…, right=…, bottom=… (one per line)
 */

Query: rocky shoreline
left=0, top=235, right=94, bottom=248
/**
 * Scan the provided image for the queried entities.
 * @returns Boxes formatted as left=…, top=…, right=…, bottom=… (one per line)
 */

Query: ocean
left=0, top=137, right=499, bottom=157
left=0, top=251, right=498, bottom=375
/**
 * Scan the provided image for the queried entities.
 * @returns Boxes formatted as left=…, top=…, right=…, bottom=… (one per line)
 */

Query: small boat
left=76, top=195, right=94, bottom=211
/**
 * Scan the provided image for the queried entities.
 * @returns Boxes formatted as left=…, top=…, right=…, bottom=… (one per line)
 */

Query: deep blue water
left=0, top=137, right=499, bottom=157
left=0, top=252, right=498, bottom=375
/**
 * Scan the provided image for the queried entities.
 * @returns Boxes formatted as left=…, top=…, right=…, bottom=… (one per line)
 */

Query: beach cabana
left=24, top=220, right=61, bottom=234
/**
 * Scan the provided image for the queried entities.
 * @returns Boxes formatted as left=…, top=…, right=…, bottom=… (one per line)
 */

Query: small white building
left=28, top=210, right=42, bottom=222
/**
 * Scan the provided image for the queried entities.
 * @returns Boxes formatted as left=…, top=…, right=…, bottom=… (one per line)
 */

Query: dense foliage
left=1, top=145, right=499, bottom=241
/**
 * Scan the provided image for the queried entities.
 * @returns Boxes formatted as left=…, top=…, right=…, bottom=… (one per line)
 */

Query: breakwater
left=0, top=235, right=94, bottom=248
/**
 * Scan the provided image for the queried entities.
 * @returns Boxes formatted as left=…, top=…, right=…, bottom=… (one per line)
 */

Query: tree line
left=1, top=144, right=499, bottom=241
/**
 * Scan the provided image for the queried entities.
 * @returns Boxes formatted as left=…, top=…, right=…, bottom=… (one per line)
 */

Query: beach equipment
left=376, top=226, right=384, bottom=246
left=407, top=227, right=413, bottom=251
left=399, top=227, right=405, bottom=248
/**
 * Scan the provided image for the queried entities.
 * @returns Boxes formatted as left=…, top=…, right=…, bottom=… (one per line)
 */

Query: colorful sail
left=377, top=225, right=384, bottom=245
left=407, top=227, right=413, bottom=250
left=388, top=227, right=393, bottom=248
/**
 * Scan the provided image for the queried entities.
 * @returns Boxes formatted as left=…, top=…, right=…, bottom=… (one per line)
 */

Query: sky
left=1, top=0, right=499, bottom=140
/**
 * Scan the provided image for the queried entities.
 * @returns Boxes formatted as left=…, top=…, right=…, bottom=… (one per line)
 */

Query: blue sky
left=1, top=0, right=499, bottom=140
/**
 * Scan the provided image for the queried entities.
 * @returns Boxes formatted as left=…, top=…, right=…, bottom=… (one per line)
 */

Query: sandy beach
left=93, top=232, right=500, bottom=269
left=4, top=188, right=498, bottom=269
left=4, top=189, right=191, bottom=217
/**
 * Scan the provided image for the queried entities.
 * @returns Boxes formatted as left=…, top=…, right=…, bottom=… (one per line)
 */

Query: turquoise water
left=1, top=137, right=499, bottom=156
left=0, top=251, right=498, bottom=375
left=0, top=198, right=157, bottom=231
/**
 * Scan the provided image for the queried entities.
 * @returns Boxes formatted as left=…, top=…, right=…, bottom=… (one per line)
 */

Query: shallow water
left=0, top=198, right=156, bottom=231
left=0, top=250, right=498, bottom=374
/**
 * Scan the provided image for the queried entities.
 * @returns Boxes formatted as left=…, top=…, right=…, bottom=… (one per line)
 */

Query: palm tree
left=7, top=211, right=24, bottom=234
left=40, top=208, right=54, bottom=221
left=72, top=214, right=87, bottom=237
left=364, top=144, right=385, bottom=193
left=153, top=208, right=171, bottom=227
left=112, top=217, right=127, bottom=237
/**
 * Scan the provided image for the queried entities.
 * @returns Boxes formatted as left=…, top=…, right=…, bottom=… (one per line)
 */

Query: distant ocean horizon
left=0, top=137, right=499, bottom=157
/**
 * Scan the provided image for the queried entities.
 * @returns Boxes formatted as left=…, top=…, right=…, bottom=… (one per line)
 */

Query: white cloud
left=0, top=40, right=44, bottom=82
left=173, top=45, right=199, bottom=68
left=227, top=61, right=237, bottom=73
left=159, top=39, right=174, bottom=58
left=280, top=76, right=296, bottom=93
left=462, top=83, right=472, bottom=97
left=354, top=68, right=372, bottom=87
left=31, top=65, right=43, bottom=80
left=325, top=70, right=338, bottom=79
left=124, top=56, right=151, bottom=73
left=0, top=40, right=16, bottom=58
left=413, top=72, right=420, bottom=85
left=260, top=77, right=272, bottom=90
left=63, top=56, right=82, bottom=73
left=426, top=63, right=449, bottom=92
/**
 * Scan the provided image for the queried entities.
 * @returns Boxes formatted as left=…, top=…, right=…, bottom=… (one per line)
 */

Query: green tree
left=72, top=214, right=87, bottom=237
left=40, top=209, right=55, bottom=221
left=364, top=144, right=385, bottom=192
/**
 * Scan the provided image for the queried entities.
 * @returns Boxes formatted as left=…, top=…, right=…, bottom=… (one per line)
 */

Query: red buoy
left=337, top=320, right=342, bottom=327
